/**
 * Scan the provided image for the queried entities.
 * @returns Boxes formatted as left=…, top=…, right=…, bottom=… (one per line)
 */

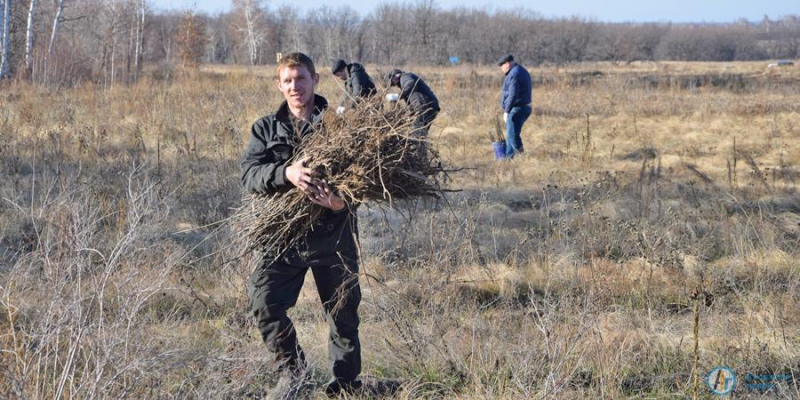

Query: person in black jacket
left=331, top=59, right=377, bottom=113
left=240, top=52, right=362, bottom=397
left=384, top=69, right=439, bottom=162
left=385, top=68, right=440, bottom=138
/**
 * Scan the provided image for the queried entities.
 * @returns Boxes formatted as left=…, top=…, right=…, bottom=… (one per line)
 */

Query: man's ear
left=313, top=73, right=320, bottom=85
left=275, top=78, right=281, bottom=91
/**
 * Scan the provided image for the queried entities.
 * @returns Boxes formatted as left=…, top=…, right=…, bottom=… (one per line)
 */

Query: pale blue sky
left=154, top=0, right=797, bottom=23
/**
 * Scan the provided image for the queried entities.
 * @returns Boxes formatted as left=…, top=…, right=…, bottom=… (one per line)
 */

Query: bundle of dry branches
left=234, top=94, right=449, bottom=256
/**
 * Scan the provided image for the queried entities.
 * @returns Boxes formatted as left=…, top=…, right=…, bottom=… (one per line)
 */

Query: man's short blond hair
left=276, top=52, right=316, bottom=78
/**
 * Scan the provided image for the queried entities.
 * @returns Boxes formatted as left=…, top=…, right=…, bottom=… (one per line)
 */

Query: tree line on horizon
left=1, top=0, right=798, bottom=86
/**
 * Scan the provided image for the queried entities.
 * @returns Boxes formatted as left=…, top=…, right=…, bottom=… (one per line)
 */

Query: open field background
left=1, top=61, right=799, bottom=398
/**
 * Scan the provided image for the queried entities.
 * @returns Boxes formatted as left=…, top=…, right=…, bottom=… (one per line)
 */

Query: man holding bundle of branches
left=330, top=59, right=377, bottom=114
left=240, top=52, right=362, bottom=398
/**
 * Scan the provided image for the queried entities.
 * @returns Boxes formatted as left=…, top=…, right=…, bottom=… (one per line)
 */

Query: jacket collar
left=504, top=63, right=518, bottom=76
left=276, top=94, right=329, bottom=125
left=274, top=94, right=328, bottom=142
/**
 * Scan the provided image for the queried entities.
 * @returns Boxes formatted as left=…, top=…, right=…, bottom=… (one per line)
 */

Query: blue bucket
left=492, top=141, right=507, bottom=160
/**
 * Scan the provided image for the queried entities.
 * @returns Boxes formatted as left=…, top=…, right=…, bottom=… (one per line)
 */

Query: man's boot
left=323, top=379, right=363, bottom=397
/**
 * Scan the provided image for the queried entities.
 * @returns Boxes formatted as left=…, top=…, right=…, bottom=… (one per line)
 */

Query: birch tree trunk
left=25, top=0, right=37, bottom=75
left=233, top=0, right=266, bottom=66
left=0, top=0, right=10, bottom=80
left=127, top=8, right=134, bottom=77
left=48, top=0, right=65, bottom=57
left=244, top=5, right=257, bottom=65
left=133, top=0, right=144, bottom=80
left=110, top=29, right=116, bottom=89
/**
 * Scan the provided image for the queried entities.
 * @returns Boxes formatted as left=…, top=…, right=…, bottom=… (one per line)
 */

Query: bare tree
left=208, top=12, right=234, bottom=63
left=96, top=1, right=124, bottom=89
left=368, top=3, right=409, bottom=65
left=334, top=6, right=361, bottom=61
left=48, top=0, right=65, bottom=57
left=0, top=0, right=10, bottom=80
left=175, top=11, right=206, bottom=68
left=24, top=0, right=36, bottom=75
left=586, top=24, right=624, bottom=61
left=303, top=6, right=361, bottom=62
left=148, top=12, right=178, bottom=64
left=132, top=0, right=145, bottom=81
left=412, top=0, right=437, bottom=62
left=231, top=0, right=267, bottom=65
left=624, top=24, right=668, bottom=61
left=274, top=5, right=301, bottom=53
left=548, top=17, right=594, bottom=64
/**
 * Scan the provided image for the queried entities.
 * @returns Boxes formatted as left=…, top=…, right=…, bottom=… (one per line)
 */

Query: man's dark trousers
left=411, top=107, right=438, bottom=137
left=410, top=108, right=438, bottom=161
left=248, top=249, right=361, bottom=382
left=505, top=105, right=532, bottom=157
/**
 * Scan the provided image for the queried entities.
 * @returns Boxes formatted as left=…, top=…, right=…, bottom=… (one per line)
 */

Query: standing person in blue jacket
left=498, top=54, right=532, bottom=158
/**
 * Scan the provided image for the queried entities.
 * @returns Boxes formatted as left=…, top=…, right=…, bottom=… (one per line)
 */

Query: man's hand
left=503, top=112, right=509, bottom=123
left=306, top=180, right=346, bottom=211
left=285, top=157, right=345, bottom=211
left=285, top=156, right=317, bottom=193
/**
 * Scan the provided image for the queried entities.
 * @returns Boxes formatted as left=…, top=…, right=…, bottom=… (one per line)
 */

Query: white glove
left=385, top=93, right=399, bottom=102
left=336, top=106, right=345, bottom=115
left=503, top=112, right=508, bottom=123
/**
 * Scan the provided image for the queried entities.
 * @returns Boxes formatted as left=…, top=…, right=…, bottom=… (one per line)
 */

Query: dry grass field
left=1, top=61, right=798, bottom=399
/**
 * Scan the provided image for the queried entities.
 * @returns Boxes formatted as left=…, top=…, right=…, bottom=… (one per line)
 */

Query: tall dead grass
left=1, top=62, right=798, bottom=399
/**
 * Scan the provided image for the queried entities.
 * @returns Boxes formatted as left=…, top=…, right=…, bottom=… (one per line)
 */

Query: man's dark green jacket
left=240, top=94, right=357, bottom=259
left=241, top=95, right=330, bottom=194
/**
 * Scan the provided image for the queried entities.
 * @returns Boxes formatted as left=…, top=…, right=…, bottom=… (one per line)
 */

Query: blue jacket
left=500, top=64, right=532, bottom=113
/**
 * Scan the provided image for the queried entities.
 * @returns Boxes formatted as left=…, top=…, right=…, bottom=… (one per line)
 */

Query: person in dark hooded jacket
left=385, top=68, right=440, bottom=138
left=331, top=59, right=377, bottom=113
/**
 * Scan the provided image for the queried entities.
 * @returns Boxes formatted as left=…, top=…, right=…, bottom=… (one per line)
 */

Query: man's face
left=276, top=65, right=318, bottom=110
left=333, top=70, right=347, bottom=81
left=500, top=62, right=511, bottom=74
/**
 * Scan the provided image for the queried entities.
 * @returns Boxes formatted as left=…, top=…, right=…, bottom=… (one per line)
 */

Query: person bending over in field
left=240, top=52, right=362, bottom=398
left=384, top=68, right=440, bottom=139
left=385, top=68, right=440, bottom=160
left=330, top=59, right=377, bottom=114
left=498, top=54, right=532, bottom=158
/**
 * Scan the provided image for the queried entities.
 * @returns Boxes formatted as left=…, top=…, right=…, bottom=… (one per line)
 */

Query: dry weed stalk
left=742, top=151, right=772, bottom=192
left=691, top=286, right=701, bottom=400
left=233, top=95, right=450, bottom=256
left=488, top=114, right=505, bottom=143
